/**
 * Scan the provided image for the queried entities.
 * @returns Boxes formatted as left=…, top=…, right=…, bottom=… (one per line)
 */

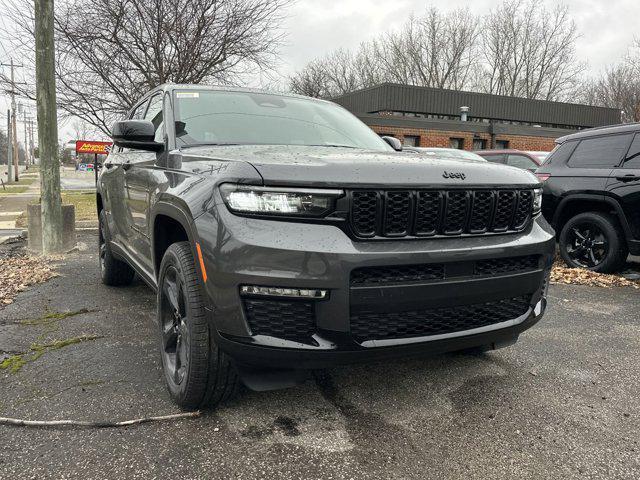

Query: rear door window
left=506, top=154, right=538, bottom=170
left=568, top=134, right=633, bottom=168
left=622, top=133, right=640, bottom=168
left=482, top=154, right=505, bottom=163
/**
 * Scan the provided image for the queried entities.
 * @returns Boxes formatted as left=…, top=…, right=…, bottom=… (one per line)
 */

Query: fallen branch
left=0, top=411, right=201, bottom=429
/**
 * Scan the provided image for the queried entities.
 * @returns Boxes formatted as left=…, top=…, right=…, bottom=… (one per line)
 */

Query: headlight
left=533, top=188, right=543, bottom=214
left=220, top=184, right=343, bottom=217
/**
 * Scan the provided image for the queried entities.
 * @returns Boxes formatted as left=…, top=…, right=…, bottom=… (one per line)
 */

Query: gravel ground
left=0, top=231, right=638, bottom=479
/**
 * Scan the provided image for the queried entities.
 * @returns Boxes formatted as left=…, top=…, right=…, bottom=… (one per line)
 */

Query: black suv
left=98, top=85, right=554, bottom=409
left=536, top=123, right=640, bottom=272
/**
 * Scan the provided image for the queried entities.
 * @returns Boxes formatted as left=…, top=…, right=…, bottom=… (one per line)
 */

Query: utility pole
left=21, top=106, right=29, bottom=170
left=9, top=59, right=19, bottom=182
left=28, top=118, right=35, bottom=166
left=6, top=110, right=14, bottom=183
left=36, top=0, right=63, bottom=253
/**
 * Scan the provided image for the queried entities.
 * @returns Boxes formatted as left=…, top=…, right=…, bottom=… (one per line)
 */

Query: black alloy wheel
left=565, top=222, right=608, bottom=268
left=157, top=241, right=239, bottom=409
left=559, top=211, right=628, bottom=273
left=160, top=265, right=189, bottom=386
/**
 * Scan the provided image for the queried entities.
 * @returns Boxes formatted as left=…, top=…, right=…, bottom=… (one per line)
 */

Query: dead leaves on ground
left=0, top=255, right=59, bottom=307
left=551, top=261, right=639, bottom=289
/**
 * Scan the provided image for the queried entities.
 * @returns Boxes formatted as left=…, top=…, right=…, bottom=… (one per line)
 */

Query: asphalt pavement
left=0, top=231, right=638, bottom=479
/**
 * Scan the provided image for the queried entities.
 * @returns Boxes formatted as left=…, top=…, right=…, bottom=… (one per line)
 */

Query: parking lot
left=0, top=231, right=639, bottom=479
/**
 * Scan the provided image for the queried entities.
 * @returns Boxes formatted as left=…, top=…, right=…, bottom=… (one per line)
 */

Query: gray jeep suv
left=97, top=85, right=555, bottom=409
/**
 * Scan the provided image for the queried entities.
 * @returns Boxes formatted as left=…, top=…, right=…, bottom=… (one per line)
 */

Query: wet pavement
left=0, top=231, right=639, bottom=479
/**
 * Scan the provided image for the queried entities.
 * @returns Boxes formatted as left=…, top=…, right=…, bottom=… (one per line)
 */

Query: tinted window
left=506, top=154, right=538, bottom=170
left=545, top=141, right=576, bottom=165
left=623, top=134, right=640, bottom=168
left=482, top=154, right=505, bottom=163
left=144, top=94, right=164, bottom=143
left=568, top=134, right=632, bottom=168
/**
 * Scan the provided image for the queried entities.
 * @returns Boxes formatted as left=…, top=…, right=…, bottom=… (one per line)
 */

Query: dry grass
left=551, top=261, right=639, bottom=288
left=0, top=255, right=59, bottom=307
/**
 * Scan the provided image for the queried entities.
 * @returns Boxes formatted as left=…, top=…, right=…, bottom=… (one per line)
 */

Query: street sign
left=75, top=140, right=112, bottom=155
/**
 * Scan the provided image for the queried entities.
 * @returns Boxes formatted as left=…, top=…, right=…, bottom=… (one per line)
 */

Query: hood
left=183, top=145, right=539, bottom=188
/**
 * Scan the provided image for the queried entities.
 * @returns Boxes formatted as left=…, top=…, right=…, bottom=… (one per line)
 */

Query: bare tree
left=1, top=0, right=291, bottom=134
left=581, top=40, right=640, bottom=123
left=478, top=0, right=584, bottom=101
left=289, top=7, right=480, bottom=98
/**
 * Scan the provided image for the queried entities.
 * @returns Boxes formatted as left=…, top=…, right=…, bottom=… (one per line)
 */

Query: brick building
left=333, top=83, right=621, bottom=152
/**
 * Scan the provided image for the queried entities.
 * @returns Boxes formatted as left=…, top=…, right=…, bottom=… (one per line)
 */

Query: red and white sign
left=75, top=140, right=112, bottom=155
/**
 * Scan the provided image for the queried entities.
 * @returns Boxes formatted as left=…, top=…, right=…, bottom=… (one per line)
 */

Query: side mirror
left=381, top=135, right=402, bottom=151
left=111, top=120, right=164, bottom=152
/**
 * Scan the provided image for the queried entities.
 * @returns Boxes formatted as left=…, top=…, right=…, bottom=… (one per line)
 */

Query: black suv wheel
left=99, top=210, right=135, bottom=286
left=558, top=212, right=628, bottom=273
left=157, top=241, right=239, bottom=410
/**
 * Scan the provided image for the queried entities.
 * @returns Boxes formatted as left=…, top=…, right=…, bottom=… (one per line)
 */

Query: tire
left=558, top=211, right=628, bottom=273
left=99, top=210, right=135, bottom=286
left=157, top=241, right=239, bottom=410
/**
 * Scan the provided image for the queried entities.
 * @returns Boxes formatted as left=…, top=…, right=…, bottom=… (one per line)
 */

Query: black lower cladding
left=350, top=295, right=532, bottom=343
left=244, top=298, right=315, bottom=341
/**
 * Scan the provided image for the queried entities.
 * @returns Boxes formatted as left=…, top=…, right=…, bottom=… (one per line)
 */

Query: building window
left=403, top=135, right=420, bottom=147
left=450, top=138, right=464, bottom=150
left=496, top=140, right=510, bottom=149
left=473, top=139, right=487, bottom=150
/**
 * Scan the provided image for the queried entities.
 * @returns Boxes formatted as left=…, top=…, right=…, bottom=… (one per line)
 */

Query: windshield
left=172, top=90, right=392, bottom=151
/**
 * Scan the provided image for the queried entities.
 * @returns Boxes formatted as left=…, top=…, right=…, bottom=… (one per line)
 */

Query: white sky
left=0, top=0, right=638, bottom=142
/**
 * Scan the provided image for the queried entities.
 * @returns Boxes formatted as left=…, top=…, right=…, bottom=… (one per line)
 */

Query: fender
left=150, top=198, right=200, bottom=275
left=553, top=193, right=634, bottom=241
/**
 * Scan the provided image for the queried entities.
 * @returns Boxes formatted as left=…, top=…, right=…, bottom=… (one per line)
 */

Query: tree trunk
left=35, top=0, right=63, bottom=253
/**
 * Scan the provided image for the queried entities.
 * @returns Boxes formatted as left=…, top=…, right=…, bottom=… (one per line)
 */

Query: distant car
left=526, top=151, right=550, bottom=163
left=406, top=147, right=487, bottom=162
left=475, top=149, right=542, bottom=171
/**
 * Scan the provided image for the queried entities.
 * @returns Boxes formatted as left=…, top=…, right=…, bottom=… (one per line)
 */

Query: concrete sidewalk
left=0, top=175, right=40, bottom=244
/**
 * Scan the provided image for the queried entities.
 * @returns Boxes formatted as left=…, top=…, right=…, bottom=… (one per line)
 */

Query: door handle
left=122, top=161, right=132, bottom=171
left=615, top=174, right=640, bottom=182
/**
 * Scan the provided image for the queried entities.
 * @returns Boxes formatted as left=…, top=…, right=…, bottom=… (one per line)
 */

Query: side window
left=130, top=101, right=148, bottom=120
left=483, top=154, right=505, bottom=163
left=144, top=95, right=164, bottom=143
left=545, top=140, right=576, bottom=165
left=506, top=154, right=538, bottom=170
left=568, top=134, right=633, bottom=168
left=623, top=133, right=640, bottom=168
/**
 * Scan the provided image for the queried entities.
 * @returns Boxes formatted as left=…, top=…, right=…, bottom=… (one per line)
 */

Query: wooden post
left=35, top=0, right=64, bottom=253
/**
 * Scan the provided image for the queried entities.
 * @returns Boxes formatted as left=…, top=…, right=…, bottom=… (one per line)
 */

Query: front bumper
left=194, top=208, right=555, bottom=367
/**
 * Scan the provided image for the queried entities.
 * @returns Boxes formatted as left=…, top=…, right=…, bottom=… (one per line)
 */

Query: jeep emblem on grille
left=443, top=171, right=466, bottom=180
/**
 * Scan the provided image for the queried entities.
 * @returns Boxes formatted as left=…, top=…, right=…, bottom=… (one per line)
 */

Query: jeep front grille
left=349, top=188, right=535, bottom=239
left=350, top=295, right=532, bottom=342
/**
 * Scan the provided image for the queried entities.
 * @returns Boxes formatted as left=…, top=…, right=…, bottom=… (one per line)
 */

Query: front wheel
left=558, top=212, right=628, bottom=273
left=157, top=241, right=239, bottom=410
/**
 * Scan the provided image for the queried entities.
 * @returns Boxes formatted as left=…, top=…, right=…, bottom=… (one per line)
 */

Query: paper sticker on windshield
left=176, top=92, right=199, bottom=98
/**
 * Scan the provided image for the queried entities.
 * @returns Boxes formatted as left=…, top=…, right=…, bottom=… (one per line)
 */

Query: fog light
left=240, top=285, right=328, bottom=299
